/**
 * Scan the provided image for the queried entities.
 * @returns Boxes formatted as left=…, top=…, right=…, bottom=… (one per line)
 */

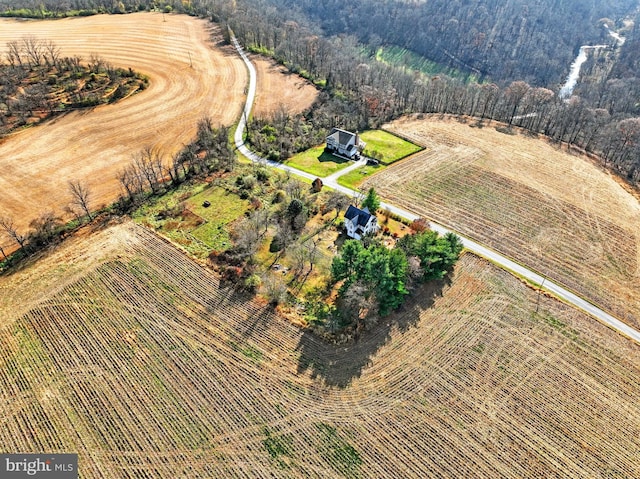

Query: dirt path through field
left=0, top=13, right=247, bottom=251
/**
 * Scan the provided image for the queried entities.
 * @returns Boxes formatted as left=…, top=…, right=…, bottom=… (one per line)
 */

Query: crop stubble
left=250, top=54, right=318, bottom=118
left=0, top=221, right=638, bottom=477
left=366, top=115, right=640, bottom=329
left=0, top=13, right=245, bottom=254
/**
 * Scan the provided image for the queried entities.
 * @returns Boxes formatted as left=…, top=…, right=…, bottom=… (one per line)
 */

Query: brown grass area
left=0, top=222, right=639, bottom=477
left=0, top=12, right=247, bottom=253
left=365, top=115, right=640, bottom=329
left=250, top=54, right=318, bottom=117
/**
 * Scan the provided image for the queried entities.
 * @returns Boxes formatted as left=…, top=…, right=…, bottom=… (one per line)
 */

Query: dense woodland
left=1, top=0, right=639, bottom=183
left=274, top=0, right=638, bottom=87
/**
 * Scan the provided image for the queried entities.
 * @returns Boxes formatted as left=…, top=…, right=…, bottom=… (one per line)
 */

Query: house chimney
left=355, top=130, right=360, bottom=149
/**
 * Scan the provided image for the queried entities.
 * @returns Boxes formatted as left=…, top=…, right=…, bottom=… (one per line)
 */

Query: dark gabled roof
left=327, top=127, right=356, bottom=146
left=344, top=205, right=359, bottom=221
left=344, top=205, right=373, bottom=227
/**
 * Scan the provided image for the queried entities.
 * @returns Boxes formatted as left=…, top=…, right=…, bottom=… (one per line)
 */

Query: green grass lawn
left=360, top=130, right=423, bottom=165
left=337, top=163, right=386, bottom=189
left=285, top=146, right=352, bottom=177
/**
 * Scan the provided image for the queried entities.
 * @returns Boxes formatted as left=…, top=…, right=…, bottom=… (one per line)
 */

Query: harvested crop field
left=365, top=115, right=640, bottom=330
left=1, top=222, right=639, bottom=477
left=251, top=54, right=318, bottom=117
left=0, top=13, right=245, bottom=251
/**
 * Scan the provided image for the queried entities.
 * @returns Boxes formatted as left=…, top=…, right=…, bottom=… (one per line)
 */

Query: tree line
left=0, top=179, right=95, bottom=262
left=223, top=1, right=640, bottom=184
left=115, top=119, right=235, bottom=209
left=0, top=118, right=234, bottom=266
left=2, top=0, right=639, bottom=183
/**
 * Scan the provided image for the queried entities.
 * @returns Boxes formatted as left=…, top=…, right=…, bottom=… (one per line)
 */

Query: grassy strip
left=375, top=45, right=483, bottom=83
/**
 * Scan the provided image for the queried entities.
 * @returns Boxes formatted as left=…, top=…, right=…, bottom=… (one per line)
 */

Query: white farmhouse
left=326, top=128, right=366, bottom=159
left=344, top=205, right=378, bottom=240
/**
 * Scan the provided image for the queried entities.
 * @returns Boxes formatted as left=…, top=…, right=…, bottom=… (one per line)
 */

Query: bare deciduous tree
left=6, top=40, right=23, bottom=68
left=0, top=216, right=27, bottom=249
left=132, top=148, right=163, bottom=195
left=233, top=216, right=262, bottom=258
left=44, top=40, right=61, bottom=68
left=290, top=243, right=308, bottom=277
left=275, top=220, right=294, bottom=251
left=324, top=191, right=350, bottom=219
left=262, top=274, right=288, bottom=305
left=68, top=179, right=93, bottom=221
left=307, top=239, right=320, bottom=273
left=28, top=211, right=61, bottom=248
left=337, top=280, right=375, bottom=330
left=284, top=178, right=305, bottom=200
left=22, top=36, right=45, bottom=68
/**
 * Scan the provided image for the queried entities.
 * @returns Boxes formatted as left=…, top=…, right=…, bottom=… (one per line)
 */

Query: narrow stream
left=558, top=26, right=625, bottom=99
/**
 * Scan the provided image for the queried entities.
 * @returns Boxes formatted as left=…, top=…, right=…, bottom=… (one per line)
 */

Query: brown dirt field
left=365, top=115, right=640, bottom=329
left=0, top=221, right=639, bottom=477
left=250, top=53, right=319, bottom=117
left=0, top=12, right=247, bottom=252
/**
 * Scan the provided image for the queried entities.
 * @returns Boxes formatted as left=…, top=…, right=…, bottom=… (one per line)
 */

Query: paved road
left=231, top=36, right=640, bottom=345
left=324, top=157, right=368, bottom=183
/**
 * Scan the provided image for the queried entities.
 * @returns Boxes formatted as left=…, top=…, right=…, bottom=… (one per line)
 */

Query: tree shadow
left=295, top=273, right=453, bottom=388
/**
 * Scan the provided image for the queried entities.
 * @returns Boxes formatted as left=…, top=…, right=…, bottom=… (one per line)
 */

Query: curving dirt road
left=0, top=13, right=247, bottom=250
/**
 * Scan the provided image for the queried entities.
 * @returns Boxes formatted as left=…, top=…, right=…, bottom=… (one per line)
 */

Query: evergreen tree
left=361, top=187, right=380, bottom=213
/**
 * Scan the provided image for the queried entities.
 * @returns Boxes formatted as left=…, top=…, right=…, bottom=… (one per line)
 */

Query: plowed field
left=365, top=115, right=640, bottom=329
left=251, top=54, right=318, bottom=117
left=1, top=221, right=639, bottom=477
left=0, top=13, right=246, bottom=253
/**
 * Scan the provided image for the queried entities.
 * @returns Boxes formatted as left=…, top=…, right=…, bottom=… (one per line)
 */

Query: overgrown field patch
left=133, top=182, right=249, bottom=258
left=187, top=187, right=249, bottom=250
